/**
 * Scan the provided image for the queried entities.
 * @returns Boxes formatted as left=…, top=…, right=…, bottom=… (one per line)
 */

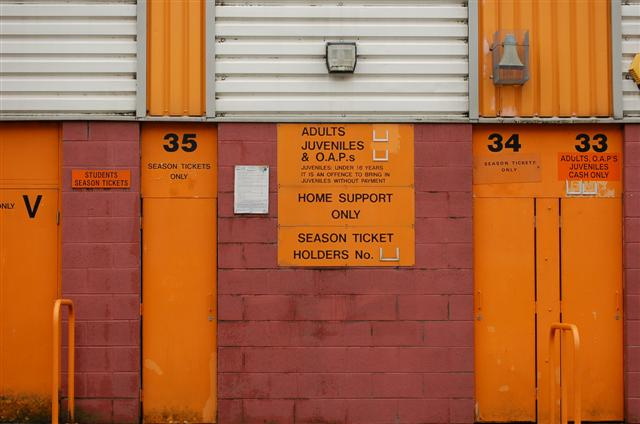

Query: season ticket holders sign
left=278, top=124, right=415, bottom=267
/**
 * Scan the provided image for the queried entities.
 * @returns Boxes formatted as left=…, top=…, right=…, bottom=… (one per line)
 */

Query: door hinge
left=57, top=210, right=61, bottom=225
left=139, top=216, right=143, bottom=230
left=140, top=303, right=143, bottom=316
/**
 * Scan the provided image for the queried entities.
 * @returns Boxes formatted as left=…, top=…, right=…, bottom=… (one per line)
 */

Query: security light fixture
left=629, top=53, right=640, bottom=88
left=491, top=31, right=529, bottom=85
left=326, top=42, right=357, bottom=73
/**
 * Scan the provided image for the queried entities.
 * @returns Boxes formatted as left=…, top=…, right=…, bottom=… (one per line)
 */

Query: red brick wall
left=61, top=122, right=140, bottom=423
left=625, top=124, right=640, bottom=423
left=217, top=123, right=474, bottom=424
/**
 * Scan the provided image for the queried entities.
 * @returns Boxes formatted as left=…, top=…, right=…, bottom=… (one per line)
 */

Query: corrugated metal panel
left=479, top=0, right=612, bottom=118
left=214, top=1, right=469, bottom=119
left=622, top=0, right=640, bottom=116
left=148, top=0, right=205, bottom=117
left=0, top=1, right=137, bottom=115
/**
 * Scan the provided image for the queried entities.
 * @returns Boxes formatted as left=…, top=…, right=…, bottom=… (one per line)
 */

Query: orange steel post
left=52, top=299, right=75, bottom=424
left=548, top=323, right=581, bottom=424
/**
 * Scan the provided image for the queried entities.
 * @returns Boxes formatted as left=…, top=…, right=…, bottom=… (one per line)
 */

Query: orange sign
left=474, top=154, right=541, bottom=184
left=473, top=126, right=623, bottom=198
left=557, top=152, right=621, bottom=181
left=141, top=124, right=217, bottom=198
left=278, top=226, right=415, bottom=267
left=71, top=169, right=131, bottom=189
left=279, top=187, right=414, bottom=226
left=278, top=124, right=413, bottom=187
left=278, top=124, right=414, bottom=267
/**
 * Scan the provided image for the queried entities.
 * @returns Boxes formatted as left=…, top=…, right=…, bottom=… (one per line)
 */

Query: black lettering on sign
left=331, top=209, right=360, bottom=219
left=487, top=133, right=521, bottom=152
left=298, top=192, right=333, bottom=203
left=355, top=250, right=372, bottom=259
left=352, top=232, right=394, bottom=243
left=163, top=133, right=198, bottom=153
left=297, top=232, right=347, bottom=243
left=301, top=126, right=346, bottom=137
left=293, top=249, right=349, bottom=260
left=0, top=202, right=15, bottom=210
left=23, top=194, right=42, bottom=218
left=575, top=133, right=608, bottom=153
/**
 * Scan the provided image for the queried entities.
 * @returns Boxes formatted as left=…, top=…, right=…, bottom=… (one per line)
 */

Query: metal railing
left=548, top=323, right=581, bottom=424
left=52, top=299, right=75, bottom=424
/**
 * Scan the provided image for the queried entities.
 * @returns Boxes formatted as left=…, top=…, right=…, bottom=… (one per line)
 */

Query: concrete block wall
left=217, top=123, right=474, bottom=423
left=61, top=122, right=141, bottom=423
left=625, top=124, right=640, bottom=423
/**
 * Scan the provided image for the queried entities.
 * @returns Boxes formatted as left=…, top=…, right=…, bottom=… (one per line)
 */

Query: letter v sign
left=23, top=194, right=43, bottom=218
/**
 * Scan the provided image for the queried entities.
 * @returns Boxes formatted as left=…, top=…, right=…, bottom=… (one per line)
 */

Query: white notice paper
left=234, top=166, right=269, bottom=214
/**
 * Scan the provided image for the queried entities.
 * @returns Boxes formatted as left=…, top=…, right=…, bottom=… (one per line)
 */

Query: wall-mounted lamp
left=491, top=31, right=529, bottom=85
left=326, top=42, right=357, bottom=73
left=629, top=53, right=640, bottom=88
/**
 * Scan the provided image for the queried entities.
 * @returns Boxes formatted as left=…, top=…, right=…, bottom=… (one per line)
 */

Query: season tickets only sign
left=278, top=124, right=415, bottom=267
left=473, top=126, right=623, bottom=198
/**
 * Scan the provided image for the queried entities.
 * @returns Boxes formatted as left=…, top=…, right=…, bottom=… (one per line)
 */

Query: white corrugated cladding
left=0, top=1, right=137, bottom=115
left=623, top=0, right=640, bottom=116
left=214, top=0, right=469, bottom=120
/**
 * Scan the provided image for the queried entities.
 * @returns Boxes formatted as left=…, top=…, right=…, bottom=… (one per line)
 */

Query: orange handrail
left=548, top=323, right=581, bottom=424
left=52, top=299, right=75, bottom=424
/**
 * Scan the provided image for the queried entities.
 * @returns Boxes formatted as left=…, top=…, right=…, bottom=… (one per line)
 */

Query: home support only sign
left=277, top=124, right=415, bottom=267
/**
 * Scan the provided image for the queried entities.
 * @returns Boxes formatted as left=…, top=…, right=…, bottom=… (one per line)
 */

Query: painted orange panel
left=473, top=125, right=623, bottom=423
left=278, top=124, right=415, bottom=187
left=534, top=198, right=561, bottom=424
left=71, top=169, right=131, bottom=189
left=141, top=123, right=217, bottom=423
left=141, top=124, right=217, bottom=198
left=1, top=123, right=59, bottom=188
left=0, top=123, right=59, bottom=421
left=473, top=125, right=623, bottom=198
left=279, top=186, right=415, bottom=226
left=142, top=198, right=216, bottom=423
left=479, top=0, right=612, bottom=117
left=474, top=197, right=536, bottom=421
left=278, top=124, right=415, bottom=267
left=278, top=225, right=415, bottom=267
left=148, top=0, right=205, bottom=116
left=560, top=198, right=623, bottom=421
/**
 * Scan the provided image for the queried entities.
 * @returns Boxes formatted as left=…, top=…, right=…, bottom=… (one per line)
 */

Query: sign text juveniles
left=278, top=124, right=415, bottom=267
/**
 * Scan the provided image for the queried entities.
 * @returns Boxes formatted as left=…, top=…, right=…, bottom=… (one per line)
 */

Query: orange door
left=0, top=123, right=59, bottom=421
left=141, top=124, right=217, bottom=423
left=474, top=197, right=536, bottom=421
left=473, top=125, right=623, bottom=423
left=474, top=196, right=623, bottom=422
left=560, top=198, right=623, bottom=421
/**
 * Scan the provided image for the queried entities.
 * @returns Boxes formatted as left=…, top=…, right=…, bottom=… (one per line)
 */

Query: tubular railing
left=548, top=323, right=581, bottom=424
left=52, top=299, right=75, bottom=424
